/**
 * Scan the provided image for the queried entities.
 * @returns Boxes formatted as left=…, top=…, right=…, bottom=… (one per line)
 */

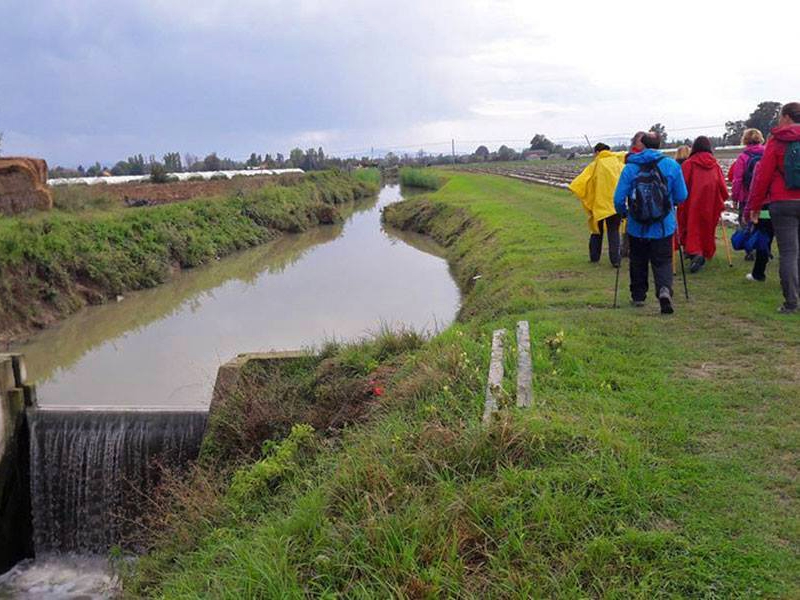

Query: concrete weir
left=0, top=354, right=36, bottom=573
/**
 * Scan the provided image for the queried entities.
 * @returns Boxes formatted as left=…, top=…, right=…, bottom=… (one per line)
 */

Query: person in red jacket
left=749, top=102, right=800, bottom=313
left=678, top=136, right=729, bottom=273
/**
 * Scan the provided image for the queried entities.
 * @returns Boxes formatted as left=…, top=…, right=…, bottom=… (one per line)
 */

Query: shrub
left=399, top=167, right=444, bottom=190
left=149, top=164, right=169, bottom=184
left=227, top=424, right=316, bottom=507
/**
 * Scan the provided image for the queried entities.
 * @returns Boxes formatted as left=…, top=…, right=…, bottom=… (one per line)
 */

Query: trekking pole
left=720, top=219, right=733, bottom=267
left=677, top=242, right=689, bottom=300
left=613, top=258, right=621, bottom=308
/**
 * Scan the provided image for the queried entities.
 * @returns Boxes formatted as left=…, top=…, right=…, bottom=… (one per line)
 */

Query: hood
left=744, top=144, right=765, bottom=156
left=626, top=149, right=663, bottom=165
left=771, top=124, right=800, bottom=142
left=687, top=151, right=718, bottom=169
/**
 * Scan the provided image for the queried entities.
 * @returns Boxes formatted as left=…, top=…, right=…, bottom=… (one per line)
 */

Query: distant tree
left=85, top=162, right=103, bottom=177
left=111, top=160, right=131, bottom=176
left=529, top=134, right=555, bottom=153
left=275, top=153, right=285, bottom=167
left=649, top=123, right=668, bottom=145
left=301, top=148, right=320, bottom=170
left=163, top=152, right=183, bottom=172
left=723, top=120, right=746, bottom=145
left=474, top=145, right=490, bottom=161
left=127, top=154, right=146, bottom=175
left=203, top=152, right=222, bottom=171
left=289, top=148, right=305, bottom=168
left=246, top=152, right=260, bottom=168
left=317, top=147, right=326, bottom=166
left=384, top=152, right=400, bottom=167
left=77, top=165, right=85, bottom=176
left=745, top=101, right=782, bottom=137
left=184, top=153, right=199, bottom=170
left=496, top=145, right=517, bottom=162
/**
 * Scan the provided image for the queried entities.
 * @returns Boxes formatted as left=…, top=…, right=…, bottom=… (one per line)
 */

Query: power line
left=325, top=122, right=729, bottom=157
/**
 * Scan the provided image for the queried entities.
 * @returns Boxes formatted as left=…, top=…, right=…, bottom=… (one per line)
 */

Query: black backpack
left=743, top=152, right=763, bottom=191
left=629, top=157, right=671, bottom=225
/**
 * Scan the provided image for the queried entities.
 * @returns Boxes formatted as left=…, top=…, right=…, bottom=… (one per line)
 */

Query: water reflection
left=13, top=185, right=460, bottom=409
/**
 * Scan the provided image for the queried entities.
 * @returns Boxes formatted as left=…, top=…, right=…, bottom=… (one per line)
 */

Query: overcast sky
left=1, top=0, right=796, bottom=166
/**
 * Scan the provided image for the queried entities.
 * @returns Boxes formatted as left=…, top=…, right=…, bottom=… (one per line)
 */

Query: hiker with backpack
left=677, top=137, right=729, bottom=273
left=732, top=129, right=766, bottom=225
left=613, top=131, right=688, bottom=314
left=731, top=129, right=771, bottom=280
left=748, top=102, right=800, bottom=314
left=568, top=143, right=626, bottom=267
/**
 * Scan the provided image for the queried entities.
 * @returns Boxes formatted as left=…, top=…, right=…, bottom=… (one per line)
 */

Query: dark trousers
left=751, top=219, right=774, bottom=281
left=629, top=234, right=674, bottom=302
left=589, top=214, right=622, bottom=265
left=770, top=200, right=800, bottom=308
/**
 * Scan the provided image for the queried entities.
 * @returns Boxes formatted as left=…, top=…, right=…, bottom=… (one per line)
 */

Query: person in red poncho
left=677, top=136, right=729, bottom=273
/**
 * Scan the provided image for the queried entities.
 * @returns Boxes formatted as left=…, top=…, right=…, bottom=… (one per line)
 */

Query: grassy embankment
left=400, top=167, right=444, bottom=190
left=0, top=171, right=377, bottom=342
left=126, top=172, right=797, bottom=598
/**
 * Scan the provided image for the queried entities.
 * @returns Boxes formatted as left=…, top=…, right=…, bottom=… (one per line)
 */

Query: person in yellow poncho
left=568, top=143, right=626, bottom=267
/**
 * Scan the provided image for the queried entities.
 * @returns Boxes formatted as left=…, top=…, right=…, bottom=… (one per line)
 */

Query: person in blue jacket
left=614, top=132, right=688, bottom=313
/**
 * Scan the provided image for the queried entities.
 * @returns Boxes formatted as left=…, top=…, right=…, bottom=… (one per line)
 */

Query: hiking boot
left=630, top=299, right=645, bottom=308
left=778, top=304, right=797, bottom=314
left=658, top=287, right=674, bottom=314
left=689, top=256, right=706, bottom=273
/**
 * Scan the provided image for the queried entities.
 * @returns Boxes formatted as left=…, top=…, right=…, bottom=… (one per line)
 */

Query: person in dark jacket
left=749, top=102, right=800, bottom=313
left=614, top=132, right=688, bottom=314
left=678, top=136, right=729, bottom=273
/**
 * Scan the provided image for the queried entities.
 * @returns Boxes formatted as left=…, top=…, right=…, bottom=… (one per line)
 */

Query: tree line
left=44, top=100, right=787, bottom=178
left=48, top=147, right=342, bottom=179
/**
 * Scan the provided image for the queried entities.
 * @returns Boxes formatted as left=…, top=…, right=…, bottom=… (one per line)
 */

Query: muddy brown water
left=11, top=184, right=460, bottom=410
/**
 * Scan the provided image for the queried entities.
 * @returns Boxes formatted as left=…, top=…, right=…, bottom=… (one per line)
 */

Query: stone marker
left=516, top=321, right=532, bottom=408
left=482, top=329, right=506, bottom=423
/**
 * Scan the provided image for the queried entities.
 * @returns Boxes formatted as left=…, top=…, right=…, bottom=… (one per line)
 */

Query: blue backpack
left=629, top=157, right=671, bottom=225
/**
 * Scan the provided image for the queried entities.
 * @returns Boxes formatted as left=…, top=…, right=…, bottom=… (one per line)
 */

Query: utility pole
left=451, top=139, right=456, bottom=169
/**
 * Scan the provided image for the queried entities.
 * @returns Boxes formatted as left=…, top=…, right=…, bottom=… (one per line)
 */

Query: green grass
left=125, top=173, right=798, bottom=598
left=400, top=167, right=445, bottom=190
left=352, top=167, right=382, bottom=187
left=0, top=171, right=377, bottom=341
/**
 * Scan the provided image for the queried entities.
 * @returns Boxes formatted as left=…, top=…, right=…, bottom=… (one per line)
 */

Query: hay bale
left=0, top=157, right=53, bottom=216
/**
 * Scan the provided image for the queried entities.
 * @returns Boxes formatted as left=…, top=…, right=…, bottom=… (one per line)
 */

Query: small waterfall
left=27, top=408, right=207, bottom=554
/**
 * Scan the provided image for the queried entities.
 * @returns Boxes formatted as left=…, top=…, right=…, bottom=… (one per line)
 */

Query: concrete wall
left=0, top=353, right=35, bottom=573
